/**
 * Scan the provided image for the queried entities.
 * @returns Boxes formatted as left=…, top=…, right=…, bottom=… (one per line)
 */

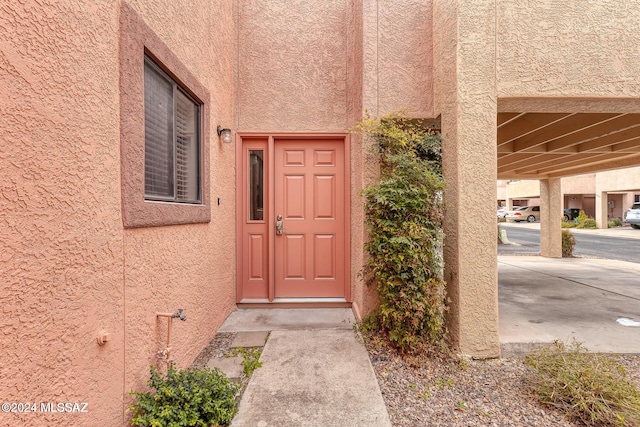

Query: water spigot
left=172, top=308, right=187, bottom=321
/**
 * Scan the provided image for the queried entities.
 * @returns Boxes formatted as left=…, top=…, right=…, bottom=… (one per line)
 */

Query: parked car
left=563, top=208, right=580, bottom=221
left=624, top=203, right=640, bottom=229
left=497, top=207, right=507, bottom=218
left=505, top=206, right=540, bottom=223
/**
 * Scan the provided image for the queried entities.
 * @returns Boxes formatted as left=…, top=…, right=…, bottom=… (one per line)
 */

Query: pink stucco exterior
left=5, top=0, right=640, bottom=424
left=1, top=1, right=434, bottom=424
left=1, top=1, right=234, bottom=425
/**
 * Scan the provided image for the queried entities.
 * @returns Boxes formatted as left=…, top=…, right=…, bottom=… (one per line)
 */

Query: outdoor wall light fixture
left=217, top=125, right=233, bottom=143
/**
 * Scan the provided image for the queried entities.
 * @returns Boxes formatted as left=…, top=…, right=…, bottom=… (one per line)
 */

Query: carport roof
left=497, top=98, right=640, bottom=179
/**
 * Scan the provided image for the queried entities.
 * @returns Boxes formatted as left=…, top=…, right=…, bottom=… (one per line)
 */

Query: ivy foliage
left=130, top=365, right=239, bottom=427
left=353, top=112, right=447, bottom=355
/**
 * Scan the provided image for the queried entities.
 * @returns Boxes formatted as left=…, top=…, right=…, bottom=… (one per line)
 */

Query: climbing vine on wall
left=353, top=112, right=447, bottom=355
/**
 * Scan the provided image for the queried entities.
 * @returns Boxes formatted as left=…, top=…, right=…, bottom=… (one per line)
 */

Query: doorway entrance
left=236, top=134, right=350, bottom=303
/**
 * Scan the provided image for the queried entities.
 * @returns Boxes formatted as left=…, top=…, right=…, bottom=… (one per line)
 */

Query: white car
left=505, top=206, right=540, bottom=223
left=625, top=203, right=640, bottom=229
left=497, top=207, right=507, bottom=218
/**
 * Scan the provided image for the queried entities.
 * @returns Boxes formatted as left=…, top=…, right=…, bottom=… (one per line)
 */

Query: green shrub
left=608, top=218, right=623, bottom=228
left=130, top=365, right=239, bottom=427
left=577, top=218, right=597, bottom=229
left=562, top=230, right=575, bottom=257
left=525, top=341, right=640, bottom=427
left=571, top=210, right=596, bottom=229
left=561, top=220, right=577, bottom=228
left=577, top=210, right=590, bottom=223
left=353, top=111, right=447, bottom=355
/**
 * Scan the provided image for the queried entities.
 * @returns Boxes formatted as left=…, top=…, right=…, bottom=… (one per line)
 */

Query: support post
left=540, top=178, right=562, bottom=258
left=435, top=0, right=500, bottom=358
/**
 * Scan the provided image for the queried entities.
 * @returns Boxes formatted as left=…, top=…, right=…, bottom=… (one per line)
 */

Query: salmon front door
left=237, top=135, right=349, bottom=302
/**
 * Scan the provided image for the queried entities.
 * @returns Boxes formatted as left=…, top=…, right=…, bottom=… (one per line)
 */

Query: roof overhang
left=497, top=98, right=640, bottom=179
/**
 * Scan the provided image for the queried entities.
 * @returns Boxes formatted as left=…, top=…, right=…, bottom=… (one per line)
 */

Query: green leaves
left=228, top=346, right=263, bottom=378
left=130, top=365, right=240, bottom=426
left=355, top=112, right=447, bottom=355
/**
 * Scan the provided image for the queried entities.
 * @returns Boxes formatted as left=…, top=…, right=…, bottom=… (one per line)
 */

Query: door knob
left=275, top=215, right=283, bottom=235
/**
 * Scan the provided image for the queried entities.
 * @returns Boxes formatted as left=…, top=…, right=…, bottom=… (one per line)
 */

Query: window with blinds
left=144, top=56, right=201, bottom=203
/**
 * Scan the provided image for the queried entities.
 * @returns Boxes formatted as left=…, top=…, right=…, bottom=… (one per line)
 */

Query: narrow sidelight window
left=144, top=56, right=201, bottom=203
left=249, top=150, right=264, bottom=221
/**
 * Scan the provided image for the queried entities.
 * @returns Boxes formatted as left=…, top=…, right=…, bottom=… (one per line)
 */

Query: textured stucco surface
left=436, top=0, right=640, bottom=357
left=505, top=180, right=541, bottom=200
left=497, top=0, right=640, bottom=98
left=236, top=0, right=434, bottom=131
left=595, top=167, right=640, bottom=193
left=359, top=0, right=435, bottom=314
left=376, top=0, right=434, bottom=117
left=235, top=0, right=435, bottom=317
left=434, top=0, right=501, bottom=358
left=561, top=174, right=596, bottom=195
left=1, top=1, right=236, bottom=426
left=0, top=2, right=124, bottom=425
left=236, top=0, right=349, bottom=132
left=121, top=0, right=237, bottom=417
left=362, top=0, right=434, bottom=117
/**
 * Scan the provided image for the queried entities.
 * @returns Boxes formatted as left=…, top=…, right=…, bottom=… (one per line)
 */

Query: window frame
left=143, top=55, right=202, bottom=204
left=120, top=3, right=210, bottom=228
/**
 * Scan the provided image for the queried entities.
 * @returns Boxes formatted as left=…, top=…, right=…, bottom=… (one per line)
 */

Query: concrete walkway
left=221, top=309, right=391, bottom=427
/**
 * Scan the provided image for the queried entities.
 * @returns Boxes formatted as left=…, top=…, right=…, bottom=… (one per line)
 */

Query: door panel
left=239, top=139, right=269, bottom=300
left=274, top=140, right=345, bottom=297
left=314, top=234, right=335, bottom=279
left=284, top=175, right=305, bottom=219
left=284, top=234, right=306, bottom=279
left=248, top=234, right=265, bottom=280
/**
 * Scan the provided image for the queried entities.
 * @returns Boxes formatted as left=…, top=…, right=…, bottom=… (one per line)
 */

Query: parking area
left=499, top=255, right=640, bottom=354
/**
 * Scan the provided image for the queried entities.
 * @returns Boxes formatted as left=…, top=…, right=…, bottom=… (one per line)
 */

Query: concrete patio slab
left=232, top=331, right=269, bottom=348
left=219, top=308, right=355, bottom=332
left=207, top=356, right=244, bottom=381
left=499, top=255, right=640, bottom=354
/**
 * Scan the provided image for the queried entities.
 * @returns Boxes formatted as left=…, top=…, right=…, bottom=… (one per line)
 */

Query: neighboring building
left=3, top=2, right=640, bottom=426
left=500, top=168, right=640, bottom=223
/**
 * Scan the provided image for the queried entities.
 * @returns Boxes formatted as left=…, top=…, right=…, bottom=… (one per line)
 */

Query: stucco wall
left=235, top=0, right=349, bottom=132
left=235, top=0, right=434, bottom=131
left=497, top=0, right=640, bottom=98
left=364, top=0, right=434, bottom=117
left=0, top=1, right=235, bottom=426
left=0, top=2, right=124, bottom=425
left=121, top=1, right=236, bottom=411
left=563, top=174, right=596, bottom=194
left=505, top=180, right=541, bottom=200
left=596, top=167, right=640, bottom=193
